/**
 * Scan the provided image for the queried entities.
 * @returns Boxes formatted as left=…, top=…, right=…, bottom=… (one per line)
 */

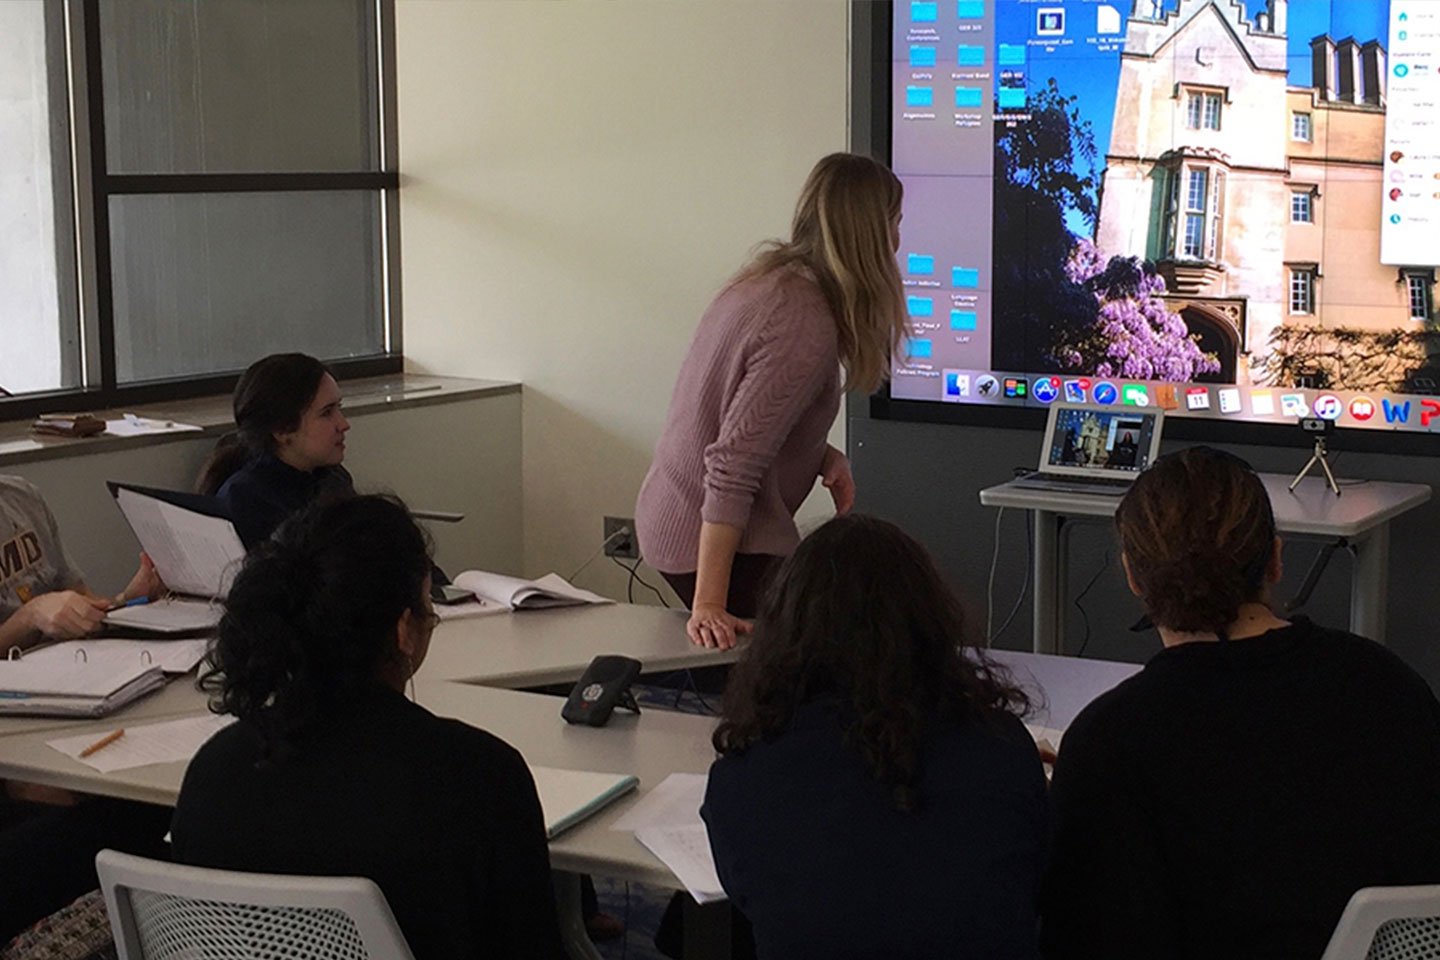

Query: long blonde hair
left=734, top=153, right=908, bottom=394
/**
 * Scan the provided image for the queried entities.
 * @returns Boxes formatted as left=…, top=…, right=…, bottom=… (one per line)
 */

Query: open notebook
left=102, top=483, right=245, bottom=633
left=448, top=571, right=612, bottom=613
left=0, top=651, right=165, bottom=717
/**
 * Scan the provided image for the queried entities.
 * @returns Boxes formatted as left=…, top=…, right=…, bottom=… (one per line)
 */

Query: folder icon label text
left=906, top=86, right=934, bottom=108
left=952, top=267, right=980, bottom=288
left=906, top=338, right=934, bottom=359
left=955, top=86, right=983, bottom=108
left=912, top=1, right=939, bottom=23
left=907, top=296, right=934, bottom=317
left=908, top=253, right=936, bottom=275
left=910, top=45, right=937, bottom=68
left=951, top=310, right=978, bottom=331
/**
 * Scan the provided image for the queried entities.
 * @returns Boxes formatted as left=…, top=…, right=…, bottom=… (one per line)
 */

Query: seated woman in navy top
left=196, top=353, right=353, bottom=548
left=171, top=495, right=564, bottom=959
left=702, top=514, right=1048, bottom=960
left=1041, top=447, right=1440, bottom=959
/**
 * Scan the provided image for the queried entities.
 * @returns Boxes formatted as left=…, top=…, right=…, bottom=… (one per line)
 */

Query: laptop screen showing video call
left=1045, top=408, right=1159, bottom=475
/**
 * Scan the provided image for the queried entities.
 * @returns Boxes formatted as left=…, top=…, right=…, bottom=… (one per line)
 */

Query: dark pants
left=0, top=796, right=172, bottom=942
left=659, top=553, right=780, bottom=618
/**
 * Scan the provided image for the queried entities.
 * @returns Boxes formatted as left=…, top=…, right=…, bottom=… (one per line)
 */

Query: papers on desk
left=0, top=653, right=166, bottom=718
left=528, top=765, right=638, bottom=839
left=1025, top=722, right=1065, bottom=755
left=104, top=414, right=203, bottom=438
left=104, top=598, right=223, bottom=634
left=434, top=599, right=506, bottom=623
left=611, top=772, right=726, bottom=904
left=47, top=713, right=235, bottom=773
left=20, top=638, right=210, bottom=676
left=451, top=571, right=613, bottom=611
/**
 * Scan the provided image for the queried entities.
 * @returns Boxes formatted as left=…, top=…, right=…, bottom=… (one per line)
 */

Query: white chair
left=96, top=849, right=415, bottom=960
left=1321, top=885, right=1440, bottom=960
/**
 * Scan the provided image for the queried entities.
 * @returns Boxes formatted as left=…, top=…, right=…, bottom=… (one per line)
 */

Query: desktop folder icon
left=912, top=1, right=938, bottom=22
left=910, top=45, right=937, bottom=68
left=906, top=338, right=933, bottom=359
left=957, top=45, right=985, bottom=66
left=906, top=86, right=934, bottom=108
left=907, top=295, right=934, bottom=317
left=952, top=267, right=979, bottom=288
left=955, top=86, right=983, bottom=108
left=951, top=310, right=978, bottom=331
left=957, top=0, right=984, bottom=17
left=998, top=87, right=1027, bottom=109
left=998, top=43, right=1026, bottom=65
left=908, top=253, right=935, bottom=275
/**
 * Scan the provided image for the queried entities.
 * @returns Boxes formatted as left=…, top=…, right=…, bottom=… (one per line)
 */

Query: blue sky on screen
left=993, top=0, right=1390, bottom=236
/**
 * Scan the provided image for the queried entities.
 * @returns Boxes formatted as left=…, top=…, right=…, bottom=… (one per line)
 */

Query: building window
left=1409, top=274, right=1434, bottom=322
left=2, top=0, right=400, bottom=418
left=1292, top=112, right=1312, bottom=142
left=1291, top=191, right=1314, bottom=223
left=1290, top=269, right=1316, bottom=315
left=1186, top=90, right=1222, bottom=130
left=1165, top=163, right=1225, bottom=262
left=1183, top=169, right=1208, bottom=257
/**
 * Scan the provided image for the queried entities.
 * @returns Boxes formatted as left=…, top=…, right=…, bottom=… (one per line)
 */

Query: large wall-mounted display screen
left=890, top=0, right=1440, bottom=433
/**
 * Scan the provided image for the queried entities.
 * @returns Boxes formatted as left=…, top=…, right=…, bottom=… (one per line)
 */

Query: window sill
left=0, top=373, right=519, bottom=468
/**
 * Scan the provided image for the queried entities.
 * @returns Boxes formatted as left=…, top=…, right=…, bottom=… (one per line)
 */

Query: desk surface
left=980, top=473, right=1431, bottom=538
left=0, top=675, right=211, bottom=740
left=417, top=603, right=734, bottom=688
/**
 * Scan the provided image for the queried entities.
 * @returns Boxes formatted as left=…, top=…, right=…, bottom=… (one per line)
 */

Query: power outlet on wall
left=603, top=516, right=639, bottom=560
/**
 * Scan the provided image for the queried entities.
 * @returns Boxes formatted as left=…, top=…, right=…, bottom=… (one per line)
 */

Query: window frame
left=1289, top=267, right=1316, bottom=316
left=1408, top=272, right=1434, bottom=322
left=1290, top=189, right=1314, bottom=224
left=1164, top=160, right=1224, bottom=263
left=1, top=0, right=401, bottom=422
left=1184, top=88, right=1223, bottom=131
left=1291, top=111, right=1312, bottom=142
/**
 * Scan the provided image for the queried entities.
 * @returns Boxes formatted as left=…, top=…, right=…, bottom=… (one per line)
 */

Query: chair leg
left=552, top=872, right=603, bottom=960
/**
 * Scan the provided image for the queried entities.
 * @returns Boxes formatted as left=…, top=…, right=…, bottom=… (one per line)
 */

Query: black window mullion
left=82, top=0, right=116, bottom=393
left=103, top=171, right=399, bottom=195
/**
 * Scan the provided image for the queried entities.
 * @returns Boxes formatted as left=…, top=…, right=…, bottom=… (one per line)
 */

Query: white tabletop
left=980, top=473, right=1431, bottom=538
left=987, top=649, right=1141, bottom=729
left=0, top=674, right=213, bottom=740
left=417, top=603, right=733, bottom=688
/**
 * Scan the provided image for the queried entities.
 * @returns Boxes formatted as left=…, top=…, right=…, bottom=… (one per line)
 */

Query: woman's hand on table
left=687, top=603, right=752, bottom=649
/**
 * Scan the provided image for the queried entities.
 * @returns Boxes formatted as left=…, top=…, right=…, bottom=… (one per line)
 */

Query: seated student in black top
left=170, top=495, right=564, bottom=960
left=196, top=353, right=353, bottom=548
left=702, top=514, right=1048, bottom=960
left=1041, top=446, right=1440, bottom=960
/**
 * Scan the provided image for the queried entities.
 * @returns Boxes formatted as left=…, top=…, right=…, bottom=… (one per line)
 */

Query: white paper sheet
left=434, top=599, right=506, bottom=622
left=635, top=824, right=727, bottom=904
left=611, top=772, right=707, bottom=832
left=104, top=415, right=203, bottom=438
left=113, top=487, right=244, bottom=600
left=104, top=598, right=223, bottom=634
left=47, top=714, right=236, bottom=773
left=451, top=570, right=613, bottom=610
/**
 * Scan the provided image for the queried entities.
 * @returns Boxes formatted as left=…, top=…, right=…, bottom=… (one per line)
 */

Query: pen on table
left=79, top=728, right=125, bottom=758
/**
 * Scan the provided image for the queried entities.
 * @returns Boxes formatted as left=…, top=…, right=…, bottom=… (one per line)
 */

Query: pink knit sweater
left=635, top=267, right=841, bottom=574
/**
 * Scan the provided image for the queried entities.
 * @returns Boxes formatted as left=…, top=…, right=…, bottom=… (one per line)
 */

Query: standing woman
left=635, top=153, right=907, bottom=648
left=196, top=353, right=353, bottom=548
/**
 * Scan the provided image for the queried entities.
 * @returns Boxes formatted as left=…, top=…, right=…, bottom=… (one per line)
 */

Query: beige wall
left=395, top=1, right=850, bottom=602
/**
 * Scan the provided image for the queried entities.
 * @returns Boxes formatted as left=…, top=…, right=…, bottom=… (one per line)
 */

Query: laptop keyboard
left=1010, top=472, right=1133, bottom=496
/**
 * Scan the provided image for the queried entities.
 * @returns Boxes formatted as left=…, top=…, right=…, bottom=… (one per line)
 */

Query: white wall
left=396, top=0, right=851, bottom=602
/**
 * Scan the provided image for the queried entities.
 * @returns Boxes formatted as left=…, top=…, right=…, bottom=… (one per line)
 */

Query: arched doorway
left=1176, top=302, right=1242, bottom=383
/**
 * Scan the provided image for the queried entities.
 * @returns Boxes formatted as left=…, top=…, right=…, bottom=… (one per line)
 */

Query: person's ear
left=395, top=607, right=422, bottom=661
left=1267, top=535, right=1284, bottom=585
left=1121, top=552, right=1143, bottom=598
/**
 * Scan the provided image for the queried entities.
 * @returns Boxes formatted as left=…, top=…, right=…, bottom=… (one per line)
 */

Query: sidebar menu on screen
left=892, top=0, right=996, bottom=402
left=1381, top=1, right=1440, bottom=266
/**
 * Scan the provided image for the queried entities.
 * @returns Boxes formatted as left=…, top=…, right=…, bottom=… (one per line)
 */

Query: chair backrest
left=1322, top=885, right=1440, bottom=960
left=96, top=849, right=416, bottom=960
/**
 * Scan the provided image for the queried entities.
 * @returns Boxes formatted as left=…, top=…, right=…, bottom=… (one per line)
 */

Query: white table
left=980, top=474, right=1432, bottom=654
left=418, top=603, right=733, bottom=688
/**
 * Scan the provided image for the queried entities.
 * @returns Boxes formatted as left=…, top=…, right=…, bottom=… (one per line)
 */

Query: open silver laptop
left=1010, top=402, right=1164, bottom=496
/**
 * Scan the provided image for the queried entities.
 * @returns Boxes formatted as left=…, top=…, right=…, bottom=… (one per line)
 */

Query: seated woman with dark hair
left=702, top=514, right=1047, bottom=960
left=171, top=495, right=563, bottom=960
left=1042, top=446, right=1440, bottom=959
left=196, top=353, right=353, bottom=548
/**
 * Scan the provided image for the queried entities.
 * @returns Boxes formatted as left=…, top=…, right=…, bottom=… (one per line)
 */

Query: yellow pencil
left=79, top=728, right=125, bottom=758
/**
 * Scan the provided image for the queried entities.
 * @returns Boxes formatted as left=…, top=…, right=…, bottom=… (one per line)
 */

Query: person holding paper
left=702, top=515, right=1048, bottom=960
left=195, top=353, right=354, bottom=548
left=0, top=476, right=161, bottom=651
left=172, top=495, right=564, bottom=960
left=1041, top=447, right=1440, bottom=959
left=635, top=154, right=907, bottom=649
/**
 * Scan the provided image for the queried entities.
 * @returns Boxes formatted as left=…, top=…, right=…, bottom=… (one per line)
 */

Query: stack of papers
left=612, top=773, right=726, bottom=904
left=528, top=765, right=638, bottom=838
left=48, top=714, right=235, bottom=773
left=451, top=571, right=613, bottom=611
left=22, top=638, right=210, bottom=676
left=104, top=414, right=203, bottom=438
left=0, top=655, right=166, bottom=718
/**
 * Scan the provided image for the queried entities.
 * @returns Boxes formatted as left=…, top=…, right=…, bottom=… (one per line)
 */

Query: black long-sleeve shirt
left=703, top=700, right=1048, bottom=960
left=216, top=454, right=354, bottom=548
left=1041, top=618, right=1440, bottom=959
left=172, top=685, right=564, bottom=960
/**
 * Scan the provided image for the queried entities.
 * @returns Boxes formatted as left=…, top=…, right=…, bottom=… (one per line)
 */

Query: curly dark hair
left=1115, top=446, right=1277, bottom=636
left=712, top=514, right=1030, bottom=812
left=202, top=494, right=432, bottom=757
